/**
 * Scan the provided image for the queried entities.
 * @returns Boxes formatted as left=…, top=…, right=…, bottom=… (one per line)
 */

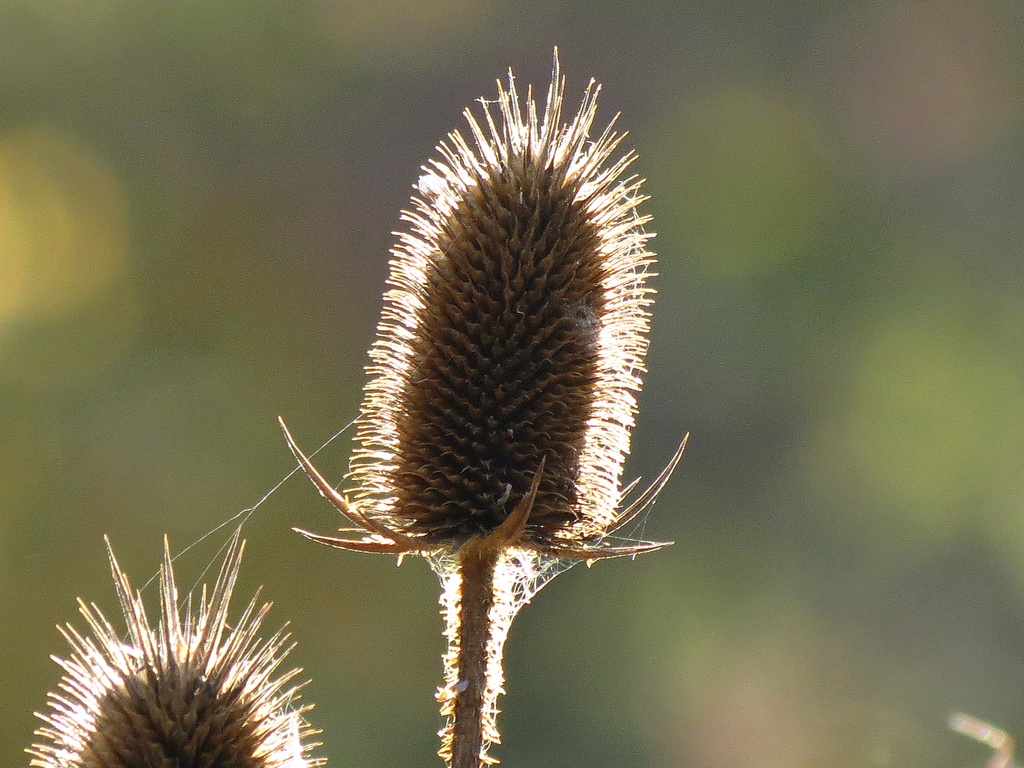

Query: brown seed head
left=286, top=53, right=684, bottom=560
left=280, top=53, right=687, bottom=768
left=29, top=533, right=322, bottom=768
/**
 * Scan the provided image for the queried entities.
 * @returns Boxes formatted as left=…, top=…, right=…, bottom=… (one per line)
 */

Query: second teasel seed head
left=28, top=532, right=322, bottom=768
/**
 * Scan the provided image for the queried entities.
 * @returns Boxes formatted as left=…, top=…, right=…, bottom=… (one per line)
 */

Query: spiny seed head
left=359, top=57, right=653, bottom=548
left=286, top=52, right=683, bottom=560
left=29, top=534, right=323, bottom=768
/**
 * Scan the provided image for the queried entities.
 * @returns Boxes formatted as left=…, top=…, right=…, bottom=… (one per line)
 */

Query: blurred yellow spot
left=0, top=126, right=129, bottom=326
left=0, top=126, right=139, bottom=386
left=655, top=89, right=833, bottom=277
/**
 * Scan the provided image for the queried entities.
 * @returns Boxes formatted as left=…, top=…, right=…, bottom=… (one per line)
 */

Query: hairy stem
left=450, top=539, right=500, bottom=768
left=437, top=463, right=543, bottom=767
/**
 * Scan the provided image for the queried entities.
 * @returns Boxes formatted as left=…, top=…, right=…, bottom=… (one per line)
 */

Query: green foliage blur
left=3, top=1, right=1024, bottom=767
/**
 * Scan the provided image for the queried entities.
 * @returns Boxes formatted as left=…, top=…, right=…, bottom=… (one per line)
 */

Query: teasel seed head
left=286, top=51, right=684, bottom=561
left=28, top=532, right=323, bottom=768
left=282, top=50, right=686, bottom=768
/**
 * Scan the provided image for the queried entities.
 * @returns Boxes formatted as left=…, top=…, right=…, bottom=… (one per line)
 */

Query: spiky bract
left=29, top=534, right=322, bottom=768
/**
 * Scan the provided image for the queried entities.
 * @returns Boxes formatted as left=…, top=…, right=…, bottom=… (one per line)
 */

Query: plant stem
left=437, top=463, right=542, bottom=767
left=449, top=538, right=500, bottom=768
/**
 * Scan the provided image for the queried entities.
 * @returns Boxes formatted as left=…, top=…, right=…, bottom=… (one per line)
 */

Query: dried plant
left=950, top=713, right=1016, bottom=768
left=282, top=51, right=683, bottom=768
left=28, top=532, right=322, bottom=768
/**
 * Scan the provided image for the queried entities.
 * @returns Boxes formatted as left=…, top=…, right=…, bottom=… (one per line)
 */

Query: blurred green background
left=3, top=1, right=1024, bottom=767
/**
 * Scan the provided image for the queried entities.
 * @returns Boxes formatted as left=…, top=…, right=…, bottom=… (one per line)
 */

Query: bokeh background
left=3, top=1, right=1024, bottom=767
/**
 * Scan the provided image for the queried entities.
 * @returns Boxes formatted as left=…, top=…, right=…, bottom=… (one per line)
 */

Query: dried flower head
left=285, top=53, right=683, bottom=561
left=282, top=51, right=683, bottom=768
left=29, top=533, right=322, bottom=768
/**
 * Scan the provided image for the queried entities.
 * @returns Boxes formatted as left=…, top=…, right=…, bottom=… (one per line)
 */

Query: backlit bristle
left=28, top=533, right=322, bottom=768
